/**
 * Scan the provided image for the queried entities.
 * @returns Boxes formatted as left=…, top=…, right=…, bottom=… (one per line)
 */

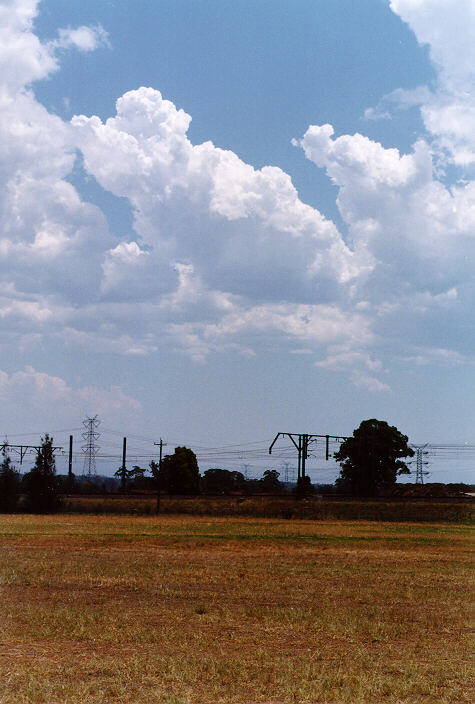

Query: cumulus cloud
left=0, top=0, right=57, bottom=91
left=69, top=86, right=387, bottom=383
left=0, top=1, right=109, bottom=92
left=72, top=87, right=364, bottom=305
left=367, top=0, right=475, bottom=166
left=296, top=126, right=474, bottom=298
left=293, top=1, right=474, bottom=376
left=0, top=0, right=471, bottom=397
left=0, top=366, right=142, bottom=431
left=0, top=0, right=116, bottom=336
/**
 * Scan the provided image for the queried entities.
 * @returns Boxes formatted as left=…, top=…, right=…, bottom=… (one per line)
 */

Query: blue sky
left=0, top=0, right=473, bottom=482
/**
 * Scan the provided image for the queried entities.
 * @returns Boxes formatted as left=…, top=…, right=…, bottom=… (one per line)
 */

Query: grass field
left=62, top=495, right=474, bottom=523
left=0, top=515, right=472, bottom=703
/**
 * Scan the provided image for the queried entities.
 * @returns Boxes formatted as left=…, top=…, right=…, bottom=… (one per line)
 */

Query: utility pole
left=67, top=435, right=74, bottom=493
left=121, top=437, right=127, bottom=492
left=269, top=432, right=315, bottom=496
left=0, top=441, right=63, bottom=464
left=153, top=438, right=167, bottom=512
left=269, top=431, right=349, bottom=496
left=68, top=435, right=73, bottom=478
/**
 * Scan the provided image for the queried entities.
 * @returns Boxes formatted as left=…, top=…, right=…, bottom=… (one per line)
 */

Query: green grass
left=0, top=514, right=472, bottom=703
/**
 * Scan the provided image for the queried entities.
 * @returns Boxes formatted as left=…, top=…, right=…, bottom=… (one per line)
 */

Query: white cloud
left=0, top=1, right=109, bottom=92
left=296, top=126, right=474, bottom=299
left=0, top=366, right=142, bottom=430
left=0, top=0, right=57, bottom=91
left=0, top=0, right=116, bottom=324
left=403, top=346, right=473, bottom=366
left=0, top=0, right=471, bottom=399
left=72, top=87, right=364, bottom=304
left=52, top=25, right=110, bottom=53
left=167, top=302, right=374, bottom=364
left=315, top=350, right=382, bottom=373
left=363, top=86, right=432, bottom=121
left=295, top=108, right=473, bottom=385
left=367, top=0, right=475, bottom=166
left=351, top=372, right=390, bottom=393
left=389, top=0, right=474, bottom=91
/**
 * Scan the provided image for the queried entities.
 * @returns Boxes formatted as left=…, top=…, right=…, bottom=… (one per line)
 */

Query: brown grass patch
left=0, top=515, right=472, bottom=703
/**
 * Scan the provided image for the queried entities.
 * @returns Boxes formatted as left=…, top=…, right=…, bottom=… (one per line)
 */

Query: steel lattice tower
left=282, top=461, right=291, bottom=483
left=413, top=445, right=430, bottom=484
left=82, top=415, right=101, bottom=476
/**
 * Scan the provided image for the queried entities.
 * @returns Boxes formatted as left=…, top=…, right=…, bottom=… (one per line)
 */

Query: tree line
left=0, top=439, right=295, bottom=513
left=0, top=419, right=469, bottom=513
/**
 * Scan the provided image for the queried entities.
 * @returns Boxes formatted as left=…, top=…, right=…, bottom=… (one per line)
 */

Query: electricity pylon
left=82, top=415, right=100, bottom=476
left=412, top=444, right=430, bottom=484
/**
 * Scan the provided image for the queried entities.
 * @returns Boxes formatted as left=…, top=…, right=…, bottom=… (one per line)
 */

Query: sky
left=0, top=0, right=473, bottom=482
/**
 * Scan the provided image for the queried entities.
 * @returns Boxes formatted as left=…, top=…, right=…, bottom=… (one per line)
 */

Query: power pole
left=242, top=463, right=250, bottom=480
left=269, top=432, right=315, bottom=495
left=269, top=431, right=349, bottom=496
left=81, top=415, right=100, bottom=476
left=121, top=436, right=127, bottom=492
left=67, top=435, right=74, bottom=493
left=153, top=438, right=167, bottom=512
left=68, top=435, right=73, bottom=478
left=0, top=441, right=63, bottom=464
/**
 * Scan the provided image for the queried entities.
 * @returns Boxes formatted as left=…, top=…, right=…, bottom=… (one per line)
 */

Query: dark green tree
left=202, top=468, right=245, bottom=493
left=260, top=469, right=284, bottom=493
left=55, top=473, right=79, bottom=494
left=161, top=446, right=201, bottom=495
left=149, top=460, right=160, bottom=485
left=22, top=434, right=61, bottom=513
left=0, top=448, right=20, bottom=512
left=334, top=419, right=414, bottom=496
left=293, top=474, right=315, bottom=498
left=114, top=465, right=151, bottom=491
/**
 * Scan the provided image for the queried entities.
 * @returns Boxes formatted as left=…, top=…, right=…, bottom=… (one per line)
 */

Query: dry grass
left=0, top=515, right=472, bottom=703
left=62, top=495, right=474, bottom=523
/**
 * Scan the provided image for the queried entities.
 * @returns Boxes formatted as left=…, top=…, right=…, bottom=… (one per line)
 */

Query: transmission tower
left=82, top=415, right=101, bottom=476
left=413, top=445, right=430, bottom=484
left=282, top=461, right=291, bottom=483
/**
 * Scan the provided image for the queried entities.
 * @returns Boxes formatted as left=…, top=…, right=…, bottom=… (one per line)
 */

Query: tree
left=202, top=468, right=245, bottom=493
left=161, top=446, right=201, bottom=495
left=334, top=419, right=414, bottom=496
left=260, top=469, right=284, bottom=493
left=292, top=474, right=315, bottom=498
left=55, top=473, right=79, bottom=494
left=0, top=448, right=20, bottom=512
left=114, top=465, right=150, bottom=491
left=22, top=434, right=61, bottom=513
